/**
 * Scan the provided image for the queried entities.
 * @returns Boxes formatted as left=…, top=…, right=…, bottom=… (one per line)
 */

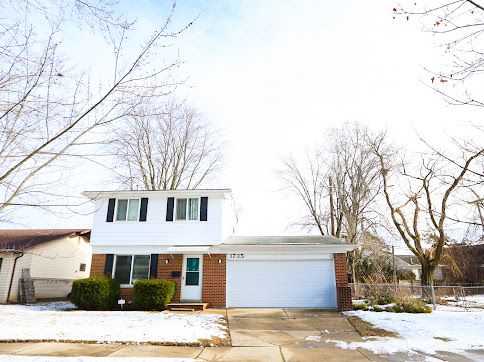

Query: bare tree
left=279, top=123, right=383, bottom=240
left=370, top=133, right=483, bottom=285
left=395, top=1, right=484, bottom=106
left=112, top=99, right=222, bottom=190
left=0, top=1, right=194, bottom=218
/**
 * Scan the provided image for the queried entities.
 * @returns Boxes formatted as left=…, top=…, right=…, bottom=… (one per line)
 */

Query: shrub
left=393, top=299, right=432, bottom=313
left=133, top=279, right=176, bottom=311
left=370, top=294, right=396, bottom=305
left=372, top=305, right=384, bottom=312
left=71, top=276, right=120, bottom=310
left=353, top=303, right=368, bottom=311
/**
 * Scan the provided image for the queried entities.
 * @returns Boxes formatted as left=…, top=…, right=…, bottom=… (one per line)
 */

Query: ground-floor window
left=113, top=255, right=150, bottom=285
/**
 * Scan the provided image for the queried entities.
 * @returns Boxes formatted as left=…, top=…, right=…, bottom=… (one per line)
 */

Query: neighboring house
left=0, top=229, right=91, bottom=303
left=84, top=189, right=357, bottom=310
left=395, top=254, right=443, bottom=282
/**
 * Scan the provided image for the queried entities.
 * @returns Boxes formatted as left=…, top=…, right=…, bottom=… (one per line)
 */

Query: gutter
left=6, top=251, right=24, bottom=303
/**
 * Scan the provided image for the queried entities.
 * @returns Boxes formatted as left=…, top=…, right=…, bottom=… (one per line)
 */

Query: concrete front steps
left=166, top=302, right=209, bottom=311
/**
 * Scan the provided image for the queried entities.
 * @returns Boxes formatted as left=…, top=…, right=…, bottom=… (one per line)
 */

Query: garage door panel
left=226, top=259, right=336, bottom=308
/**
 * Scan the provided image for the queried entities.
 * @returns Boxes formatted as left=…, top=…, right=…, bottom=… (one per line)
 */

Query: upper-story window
left=176, top=198, right=199, bottom=221
left=116, top=198, right=140, bottom=221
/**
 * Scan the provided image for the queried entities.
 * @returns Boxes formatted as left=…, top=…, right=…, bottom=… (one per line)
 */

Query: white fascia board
left=210, top=243, right=358, bottom=254
left=166, top=246, right=211, bottom=253
left=82, top=189, right=232, bottom=200
left=92, top=245, right=173, bottom=255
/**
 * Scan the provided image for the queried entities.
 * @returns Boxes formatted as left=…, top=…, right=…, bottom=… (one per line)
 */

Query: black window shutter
left=139, top=198, right=149, bottom=222
left=166, top=197, right=174, bottom=221
left=150, top=254, right=158, bottom=279
left=200, top=197, right=208, bottom=221
left=106, top=198, right=116, bottom=222
left=104, top=254, right=114, bottom=276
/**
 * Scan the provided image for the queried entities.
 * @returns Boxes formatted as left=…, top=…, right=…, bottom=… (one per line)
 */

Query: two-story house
left=84, top=189, right=356, bottom=310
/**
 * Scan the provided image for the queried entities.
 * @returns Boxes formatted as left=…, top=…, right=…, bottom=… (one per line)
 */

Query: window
left=185, top=257, right=200, bottom=286
left=79, top=263, right=86, bottom=272
left=176, top=198, right=199, bottom=221
left=116, top=199, right=140, bottom=221
left=113, top=255, right=150, bottom=285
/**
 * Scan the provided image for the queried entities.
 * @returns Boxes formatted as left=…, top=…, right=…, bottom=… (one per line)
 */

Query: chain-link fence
left=350, top=283, right=484, bottom=311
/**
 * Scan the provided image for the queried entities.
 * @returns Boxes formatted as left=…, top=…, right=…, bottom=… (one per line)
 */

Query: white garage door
left=226, top=258, right=337, bottom=308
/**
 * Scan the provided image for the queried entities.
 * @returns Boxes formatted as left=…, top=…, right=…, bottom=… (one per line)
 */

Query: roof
left=82, top=189, right=232, bottom=199
left=0, top=229, right=91, bottom=251
left=224, top=235, right=350, bottom=246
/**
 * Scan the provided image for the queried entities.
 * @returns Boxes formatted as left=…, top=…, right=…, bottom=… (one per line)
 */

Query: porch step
left=166, top=302, right=209, bottom=311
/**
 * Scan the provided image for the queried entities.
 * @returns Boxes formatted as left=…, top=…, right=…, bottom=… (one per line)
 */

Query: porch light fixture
left=165, top=259, right=169, bottom=264
left=218, top=259, right=222, bottom=264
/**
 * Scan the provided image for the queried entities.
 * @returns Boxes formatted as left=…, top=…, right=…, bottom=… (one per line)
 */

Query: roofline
left=82, top=189, right=233, bottom=200
left=0, top=229, right=91, bottom=251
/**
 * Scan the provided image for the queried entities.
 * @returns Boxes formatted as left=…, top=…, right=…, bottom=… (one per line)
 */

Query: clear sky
left=3, top=0, right=482, bottom=253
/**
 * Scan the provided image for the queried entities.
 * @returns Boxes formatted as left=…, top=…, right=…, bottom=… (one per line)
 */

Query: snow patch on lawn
left=0, top=303, right=226, bottom=344
left=0, top=356, right=195, bottom=362
left=328, top=310, right=484, bottom=356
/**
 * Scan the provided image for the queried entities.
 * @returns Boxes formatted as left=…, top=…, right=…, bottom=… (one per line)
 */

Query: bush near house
left=71, top=276, right=120, bottom=310
left=133, top=279, right=176, bottom=311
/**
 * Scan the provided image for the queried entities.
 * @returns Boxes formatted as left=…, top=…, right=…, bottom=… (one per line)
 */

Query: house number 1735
left=230, top=253, right=245, bottom=259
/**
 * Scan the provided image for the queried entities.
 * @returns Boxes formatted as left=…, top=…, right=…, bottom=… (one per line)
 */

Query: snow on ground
left=443, top=294, right=484, bottom=309
left=327, top=309, right=484, bottom=356
left=0, top=303, right=226, bottom=344
left=0, top=357, right=195, bottom=362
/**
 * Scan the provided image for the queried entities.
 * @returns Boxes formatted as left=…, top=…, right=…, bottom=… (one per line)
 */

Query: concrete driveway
left=217, top=308, right=376, bottom=361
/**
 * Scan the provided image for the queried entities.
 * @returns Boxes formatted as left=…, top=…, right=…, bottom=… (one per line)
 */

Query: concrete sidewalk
left=0, top=342, right=379, bottom=361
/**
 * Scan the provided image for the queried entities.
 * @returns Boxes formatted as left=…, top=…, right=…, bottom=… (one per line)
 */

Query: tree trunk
left=420, top=261, right=435, bottom=286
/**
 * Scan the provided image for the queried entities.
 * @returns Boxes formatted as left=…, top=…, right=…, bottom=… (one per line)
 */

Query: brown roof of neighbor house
left=0, top=229, right=90, bottom=251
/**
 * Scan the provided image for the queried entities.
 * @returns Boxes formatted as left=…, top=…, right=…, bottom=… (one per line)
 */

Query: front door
left=181, top=255, right=203, bottom=301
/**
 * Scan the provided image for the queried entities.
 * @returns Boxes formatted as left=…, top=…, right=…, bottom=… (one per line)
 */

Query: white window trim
left=114, top=198, right=141, bottom=222
left=112, top=254, right=151, bottom=287
left=174, top=197, right=200, bottom=222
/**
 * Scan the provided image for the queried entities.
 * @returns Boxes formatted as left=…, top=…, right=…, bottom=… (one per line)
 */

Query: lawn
left=0, top=302, right=227, bottom=346
left=327, top=307, right=484, bottom=357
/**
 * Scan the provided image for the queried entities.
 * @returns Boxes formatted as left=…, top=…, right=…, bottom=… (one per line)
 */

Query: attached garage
left=226, top=256, right=337, bottom=308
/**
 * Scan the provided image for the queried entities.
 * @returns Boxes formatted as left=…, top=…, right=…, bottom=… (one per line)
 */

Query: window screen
left=176, top=198, right=187, bottom=220
left=132, top=255, right=150, bottom=282
left=188, top=198, right=199, bottom=220
left=114, top=255, right=132, bottom=284
left=116, top=199, right=128, bottom=221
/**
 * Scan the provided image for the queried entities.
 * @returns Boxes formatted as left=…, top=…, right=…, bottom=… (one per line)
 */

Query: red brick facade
left=202, top=254, right=226, bottom=308
left=90, top=253, right=226, bottom=307
left=90, top=254, right=106, bottom=276
left=157, top=254, right=183, bottom=303
left=90, top=252, right=351, bottom=310
left=334, top=253, right=352, bottom=311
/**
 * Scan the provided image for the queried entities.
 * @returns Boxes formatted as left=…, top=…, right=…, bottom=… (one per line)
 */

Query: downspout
left=6, top=252, right=24, bottom=303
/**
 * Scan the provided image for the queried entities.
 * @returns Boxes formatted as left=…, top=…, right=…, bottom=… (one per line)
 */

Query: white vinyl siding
left=227, top=258, right=337, bottom=308
left=0, top=236, right=91, bottom=303
left=90, top=194, right=229, bottom=248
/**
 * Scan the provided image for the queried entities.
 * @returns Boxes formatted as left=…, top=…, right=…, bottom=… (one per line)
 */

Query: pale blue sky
left=3, top=1, right=481, bottom=253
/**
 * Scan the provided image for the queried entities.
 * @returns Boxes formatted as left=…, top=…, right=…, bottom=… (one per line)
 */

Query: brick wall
left=202, top=254, right=226, bottom=308
left=157, top=254, right=183, bottom=303
left=334, top=253, right=352, bottom=311
left=90, top=254, right=106, bottom=276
